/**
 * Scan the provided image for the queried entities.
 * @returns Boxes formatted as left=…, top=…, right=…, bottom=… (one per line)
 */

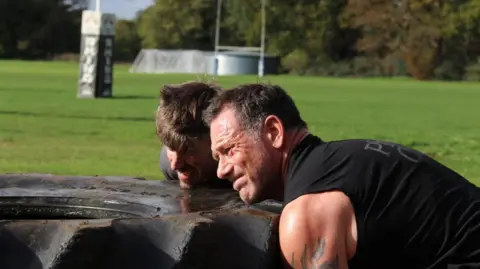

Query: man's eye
left=227, top=148, right=234, bottom=156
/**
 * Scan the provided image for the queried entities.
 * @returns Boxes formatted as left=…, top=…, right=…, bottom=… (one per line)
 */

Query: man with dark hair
left=204, top=83, right=480, bottom=269
left=156, top=81, right=228, bottom=189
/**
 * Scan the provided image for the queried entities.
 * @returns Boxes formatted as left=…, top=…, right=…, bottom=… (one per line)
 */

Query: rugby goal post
left=129, top=0, right=267, bottom=77
left=213, top=0, right=267, bottom=77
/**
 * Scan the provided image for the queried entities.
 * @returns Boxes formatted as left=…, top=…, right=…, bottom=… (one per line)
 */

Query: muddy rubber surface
left=0, top=174, right=282, bottom=269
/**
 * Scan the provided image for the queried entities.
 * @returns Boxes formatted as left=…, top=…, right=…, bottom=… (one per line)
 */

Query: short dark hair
left=203, top=83, right=307, bottom=133
left=156, top=81, right=222, bottom=152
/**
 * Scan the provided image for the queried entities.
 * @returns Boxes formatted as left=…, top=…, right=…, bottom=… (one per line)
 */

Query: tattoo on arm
left=292, top=238, right=340, bottom=269
left=317, top=255, right=339, bottom=269
left=312, top=238, right=326, bottom=260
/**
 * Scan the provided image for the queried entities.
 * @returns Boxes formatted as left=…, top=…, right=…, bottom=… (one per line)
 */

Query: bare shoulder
left=279, top=191, right=357, bottom=269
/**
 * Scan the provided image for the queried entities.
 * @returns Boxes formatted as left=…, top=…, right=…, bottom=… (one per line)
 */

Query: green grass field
left=0, top=60, right=479, bottom=184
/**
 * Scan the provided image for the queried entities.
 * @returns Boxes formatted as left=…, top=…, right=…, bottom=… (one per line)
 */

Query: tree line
left=2, top=0, right=480, bottom=81
left=0, top=0, right=88, bottom=59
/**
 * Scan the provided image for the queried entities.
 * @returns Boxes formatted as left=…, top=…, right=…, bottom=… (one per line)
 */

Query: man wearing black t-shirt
left=204, top=83, right=480, bottom=269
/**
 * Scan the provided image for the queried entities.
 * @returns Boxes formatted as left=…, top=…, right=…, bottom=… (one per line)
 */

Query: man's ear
left=264, top=115, right=284, bottom=149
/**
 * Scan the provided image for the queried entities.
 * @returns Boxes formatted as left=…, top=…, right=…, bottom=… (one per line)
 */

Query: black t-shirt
left=285, top=134, right=480, bottom=269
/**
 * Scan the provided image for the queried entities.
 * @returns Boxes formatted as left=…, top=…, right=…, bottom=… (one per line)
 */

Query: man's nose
left=217, top=158, right=233, bottom=180
left=170, top=154, right=185, bottom=170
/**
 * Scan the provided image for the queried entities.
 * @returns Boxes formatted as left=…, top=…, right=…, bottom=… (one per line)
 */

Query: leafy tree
left=342, top=0, right=480, bottom=79
left=115, top=19, right=142, bottom=62
left=0, top=0, right=87, bottom=58
left=137, top=0, right=217, bottom=50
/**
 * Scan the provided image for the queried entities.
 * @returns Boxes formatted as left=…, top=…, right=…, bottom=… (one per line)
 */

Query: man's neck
left=280, top=128, right=310, bottom=186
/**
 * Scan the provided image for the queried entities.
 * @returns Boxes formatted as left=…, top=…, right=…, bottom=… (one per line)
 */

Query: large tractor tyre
left=0, top=174, right=283, bottom=269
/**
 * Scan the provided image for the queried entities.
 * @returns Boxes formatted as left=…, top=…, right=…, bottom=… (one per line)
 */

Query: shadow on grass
left=404, top=141, right=431, bottom=148
left=109, top=95, right=157, bottom=100
left=0, top=87, right=64, bottom=93
left=0, top=110, right=153, bottom=122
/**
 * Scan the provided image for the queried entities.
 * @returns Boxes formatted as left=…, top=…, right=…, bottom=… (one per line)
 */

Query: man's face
left=166, top=137, right=218, bottom=188
left=210, top=107, right=281, bottom=204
